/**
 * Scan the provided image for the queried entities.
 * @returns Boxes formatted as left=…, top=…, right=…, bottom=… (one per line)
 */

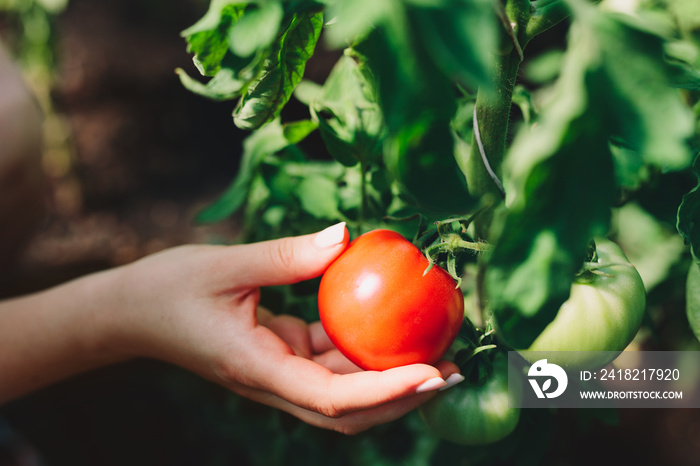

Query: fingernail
left=439, top=373, right=465, bottom=391
left=313, top=222, right=347, bottom=249
left=415, top=377, right=446, bottom=394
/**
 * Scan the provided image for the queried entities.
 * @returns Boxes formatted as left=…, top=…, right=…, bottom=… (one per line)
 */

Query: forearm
left=0, top=268, right=130, bottom=404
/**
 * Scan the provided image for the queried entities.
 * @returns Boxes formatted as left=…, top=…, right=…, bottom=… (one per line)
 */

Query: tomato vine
left=178, top=0, right=700, bottom=459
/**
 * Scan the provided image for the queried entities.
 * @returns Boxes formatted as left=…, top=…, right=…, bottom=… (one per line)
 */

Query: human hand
left=108, top=223, right=462, bottom=434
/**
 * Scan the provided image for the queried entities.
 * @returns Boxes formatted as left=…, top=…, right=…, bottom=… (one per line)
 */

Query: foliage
left=179, top=0, right=700, bottom=463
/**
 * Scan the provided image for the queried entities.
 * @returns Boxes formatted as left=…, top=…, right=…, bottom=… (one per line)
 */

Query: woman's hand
left=0, top=223, right=461, bottom=434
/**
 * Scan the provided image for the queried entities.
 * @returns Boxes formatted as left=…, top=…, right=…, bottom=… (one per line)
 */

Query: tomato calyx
left=574, top=239, right=637, bottom=284
left=444, top=317, right=500, bottom=386
left=415, top=215, right=492, bottom=287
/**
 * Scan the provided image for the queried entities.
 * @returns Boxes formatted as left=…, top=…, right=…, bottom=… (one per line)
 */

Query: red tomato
left=318, top=229, right=464, bottom=371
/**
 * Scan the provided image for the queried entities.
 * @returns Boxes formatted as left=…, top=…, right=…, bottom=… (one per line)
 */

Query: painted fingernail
left=415, top=377, right=447, bottom=394
left=439, top=373, right=465, bottom=391
left=313, top=222, right=347, bottom=249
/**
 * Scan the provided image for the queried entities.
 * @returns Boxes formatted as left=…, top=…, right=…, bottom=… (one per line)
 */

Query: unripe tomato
left=419, top=353, right=520, bottom=445
left=318, top=229, right=464, bottom=371
left=519, top=237, right=646, bottom=369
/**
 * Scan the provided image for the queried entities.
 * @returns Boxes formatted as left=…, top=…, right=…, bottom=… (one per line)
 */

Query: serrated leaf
left=310, top=55, right=384, bottom=166
left=233, top=10, right=323, bottom=130
left=197, top=120, right=289, bottom=222
left=182, top=1, right=247, bottom=77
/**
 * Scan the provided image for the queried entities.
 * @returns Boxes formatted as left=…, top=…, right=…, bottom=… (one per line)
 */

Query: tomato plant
left=515, top=237, right=646, bottom=369
left=178, top=0, right=700, bottom=461
left=318, top=229, right=464, bottom=371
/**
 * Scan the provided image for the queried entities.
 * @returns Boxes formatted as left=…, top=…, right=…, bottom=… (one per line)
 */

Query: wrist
left=69, top=266, right=136, bottom=367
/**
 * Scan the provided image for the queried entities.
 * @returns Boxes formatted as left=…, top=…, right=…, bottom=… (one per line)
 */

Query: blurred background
left=1, top=1, right=700, bottom=465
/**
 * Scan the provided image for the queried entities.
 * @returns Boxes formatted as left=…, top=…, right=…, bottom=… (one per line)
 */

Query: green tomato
left=520, top=237, right=646, bottom=370
left=419, top=354, right=520, bottom=446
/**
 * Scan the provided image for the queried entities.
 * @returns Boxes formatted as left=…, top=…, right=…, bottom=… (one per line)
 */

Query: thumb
left=225, top=222, right=349, bottom=288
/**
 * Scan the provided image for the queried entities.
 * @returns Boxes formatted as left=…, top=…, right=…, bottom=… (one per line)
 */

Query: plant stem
left=466, top=48, right=522, bottom=240
left=358, top=161, right=367, bottom=236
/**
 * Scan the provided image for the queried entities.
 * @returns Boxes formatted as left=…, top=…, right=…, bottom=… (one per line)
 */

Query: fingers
left=237, top=360, right=460, bottom=435
left=312, top=349, right=362, bottom=374
left=249, top=351, right=450, bottom=419
left=215, top=222, right=349, bottom=289
left=309, top=321, right=335, bottom=354
left=257, top=308, right=313, bottom=359
left=257, top=311, right=358, bottom=373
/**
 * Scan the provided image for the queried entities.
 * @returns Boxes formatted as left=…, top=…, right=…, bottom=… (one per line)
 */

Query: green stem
left=466, top=48, right=522, bottom=240
left=358, top=161, right=367, bottom=236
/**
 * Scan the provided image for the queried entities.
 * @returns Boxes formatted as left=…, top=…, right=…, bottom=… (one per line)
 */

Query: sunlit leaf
left=234, top=10, right=323, bottom=130
left=310, top=55, right=384, bottom=166
left=229, top=2, right=284, bottom=57
left=181, top=0, right=246, bottom=76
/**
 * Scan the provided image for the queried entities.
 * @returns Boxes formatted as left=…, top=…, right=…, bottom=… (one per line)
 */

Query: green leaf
left=181, top=0, right=247, bottom=76
left=614, top=202, right=686, bottom=291
left=229, top=2, right=284, bottom=57
left=609, top=139, right=652, bottom=194
left=175, top=66, right=244, bottom=101
left=408, top=0, right=495, bottom=93
left=384, top=118, right=477, bottom=215
left=351, top=10, right=457, bottom=132
left=487, top=1, right=696, bottom=348
left=313, top=109, right=361, bottom=167
left=321, top=0, right=396, bottom=48
left=568, top=0, right=694, bottom=171
left=295, top=175, right=342, bottom=220
left=197, top=120, right=289, bottom=222
left=282, top=119, right=318, bottom=144
left=310, top=55, right=384, bottom=166
left=293, top=79, right=323, bottom=105
left=233, top=10, right=323, bottom=130
left=487, top=12, right=616, bottom=348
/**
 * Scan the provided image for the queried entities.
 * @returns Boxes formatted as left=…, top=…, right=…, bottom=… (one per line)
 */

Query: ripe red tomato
left=318, top=229, right=464, bottom=371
